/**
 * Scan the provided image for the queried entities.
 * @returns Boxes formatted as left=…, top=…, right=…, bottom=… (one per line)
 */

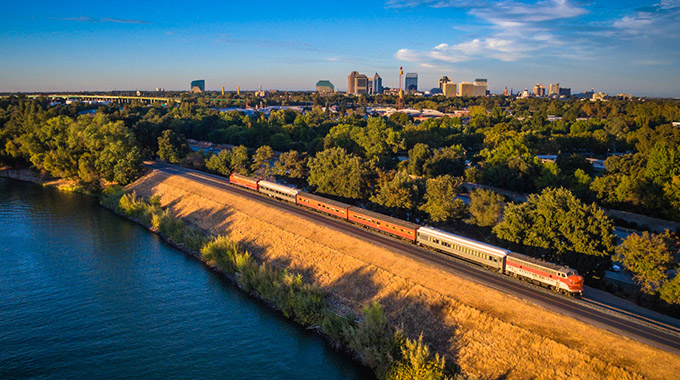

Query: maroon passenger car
left=347, top=206, right=419, bottom=242
left=296, top=192, right=351, bottom=220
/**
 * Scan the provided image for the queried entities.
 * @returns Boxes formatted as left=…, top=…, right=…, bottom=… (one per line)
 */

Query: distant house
left=536, top=155, right=557, bottom=163
left=586, top=158, right=606, bottom=172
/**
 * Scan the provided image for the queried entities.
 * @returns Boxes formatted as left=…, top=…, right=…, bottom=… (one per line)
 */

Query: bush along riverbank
left=101, top=189, right=463, bottom=380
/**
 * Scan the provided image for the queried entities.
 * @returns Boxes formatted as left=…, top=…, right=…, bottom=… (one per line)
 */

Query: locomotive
left=229, top=173, right=584, bottom=296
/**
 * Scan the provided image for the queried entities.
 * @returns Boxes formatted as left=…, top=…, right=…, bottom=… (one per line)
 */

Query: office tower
left=533, top=83, right=546, bottom=97
left=559, top=87, right=571, bottom=97
left=442, top=82, right=457, bottom=97
left=355, top=74, right=369, bottom=94
left=373, top=73, right=383, bottom=94
left=458, top=82, right=473, bottom=96
left=473, top=78, right=488, bottom=94
left=504, top=87, right=509, bottom=96
left=438, top=76, right=451, bottom=90
left=347, top=71, right=359, bottom=94
left=549, top=83, right=560, bottom=96
left=405, top=72, right=418, bottom=92
left=316, top=80, right=335, bottom=94
left=190, top=79, right=205, bottom=93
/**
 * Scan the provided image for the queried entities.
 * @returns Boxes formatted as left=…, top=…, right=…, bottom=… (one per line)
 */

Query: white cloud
left=395, top=48, right=425, bottom=62
left=394, top=0, right=587, bottom=65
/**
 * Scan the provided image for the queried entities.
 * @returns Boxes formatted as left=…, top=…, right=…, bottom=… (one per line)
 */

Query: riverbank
left=101, top=190, right=456, bottom=379
left=0, top=167, right=83, bottom=193
left=125, top=166, right=680, bottom=380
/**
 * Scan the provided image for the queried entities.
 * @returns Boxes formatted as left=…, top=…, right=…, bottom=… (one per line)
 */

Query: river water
left=0, top=178, right=371, bottom=379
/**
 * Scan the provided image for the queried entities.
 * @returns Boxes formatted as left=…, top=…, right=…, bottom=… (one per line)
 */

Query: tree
left=406, top=143, right=431, bottom=176
left=616, top=231, right=678, bottom=294
left=419, top=175, right=467, bottom=222
left=251, top=145, right=274, bottom=176
left=659, top=275, right=680, bottom=305
left=423, top=145, right=465, bottom=177
left=467, top=188, right=505, bottom=227
left=230, top=145, right=250, bottom=174
left=308, top=147, right=367, bottom=199
left=272, top=150, right=308, bottom=181
left=370, top=171, right=423, bottom=217
left=205, top=150, right=232, bottom=176
left=493, top=187, right=616, bottom=277
left=157, top=129, right=189, bottom=163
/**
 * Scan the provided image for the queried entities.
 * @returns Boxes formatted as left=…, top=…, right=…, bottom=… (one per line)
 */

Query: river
left=0, top=178, right=371, bottom=379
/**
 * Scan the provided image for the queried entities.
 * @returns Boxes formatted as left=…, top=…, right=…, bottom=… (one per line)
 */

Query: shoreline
left=0, top=170, right=376, bottom=376
left=0, top=167, right=85, bottom=193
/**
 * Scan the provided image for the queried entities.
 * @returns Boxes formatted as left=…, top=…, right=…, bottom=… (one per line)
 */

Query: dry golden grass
left=127, top=169, right=680, bottom=380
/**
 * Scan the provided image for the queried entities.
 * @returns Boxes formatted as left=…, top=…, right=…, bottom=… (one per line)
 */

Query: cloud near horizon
left=60, top=16, right=151, bottom=24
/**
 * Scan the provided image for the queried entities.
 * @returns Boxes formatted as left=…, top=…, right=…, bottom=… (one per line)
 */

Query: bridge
left=24, top=94, right=181, bottom=105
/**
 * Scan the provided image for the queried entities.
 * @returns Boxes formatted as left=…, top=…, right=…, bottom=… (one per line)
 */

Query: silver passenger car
left=257, top=180, right=300, bottom=203
left=416, top=226, right=508, bottom=271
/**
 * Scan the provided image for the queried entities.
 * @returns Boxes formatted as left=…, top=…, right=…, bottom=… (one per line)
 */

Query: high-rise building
left=533, top=83, right=546, bottom=97
left=559, top=87, right=571, bottom=97
left=438, top=76, right=451, bottom=90
left=549, top=83, right=560, bottom=96
left=190, top=79, right=205, bottom=93
left=458, top=82, right=473, bottom=96
left=347, top=71, right=359, bottom=94
left=442, top=82, right=457, bottom=97
left=504, top=87, right=509, bottom=96
left=316, top=80, right=335, bottom=94
left=473, top=78, right=488, bottom=95
left=405, top=73, right=418, bottom=92
left=373, top=73, right=383, bottom=94
left=355, top=74, right=369, bottom=95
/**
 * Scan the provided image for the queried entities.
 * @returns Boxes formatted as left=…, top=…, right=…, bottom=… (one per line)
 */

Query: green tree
left=419, top=175, right=467, bottom=222
left=251, top=145, right=274, bottom=176
left=467, top=188, right=505, bottom=227
left=616, top=231, right=678, bottom=294
left=423, top=145, right=465, bottom=177
left=659, top=275, right=680, bottom=305
left=157, top=129, right=189, bottom=164
left=406, top=143, right=432, bottom=176
left=493, top=187, right=616, bottom=277
left=205, top=150, right=232, bottom=176
left=230, top=145, right=250, bottom=174
left=272, top=150, right=309, bottom=180
left=370, top=171, right=423, bottom=216
left=308, top=147, right=367, bottom=199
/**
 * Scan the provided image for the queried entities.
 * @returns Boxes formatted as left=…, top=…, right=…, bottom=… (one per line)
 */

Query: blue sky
left=1, top=0, right=679, bottom=97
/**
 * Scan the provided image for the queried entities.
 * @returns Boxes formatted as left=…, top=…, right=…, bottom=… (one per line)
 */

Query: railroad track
left=144, top=162, right=680, bottom=354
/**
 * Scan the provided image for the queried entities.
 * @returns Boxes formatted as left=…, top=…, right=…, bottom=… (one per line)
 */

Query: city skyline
left=1, top=1, right=679, bottom=97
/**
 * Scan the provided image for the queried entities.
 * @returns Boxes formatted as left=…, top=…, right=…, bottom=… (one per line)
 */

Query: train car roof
left=507, top=251, right=573, bottom=273
left=347, top=206, right=420, bottom=230
left=258, top=180, right=300, bottom=195
left=230, top=172, right=259, bottom=182
left=297, top=192, right=352, bottom=210
left=418, top=226, right=509, bottom=257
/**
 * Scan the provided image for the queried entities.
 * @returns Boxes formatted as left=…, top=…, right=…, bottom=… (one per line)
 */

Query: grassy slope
left=126, top=169, right=680, bottom=380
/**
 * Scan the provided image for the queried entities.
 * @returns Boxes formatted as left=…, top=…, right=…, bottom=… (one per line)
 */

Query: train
left=228, top=173, right=585, bottom=295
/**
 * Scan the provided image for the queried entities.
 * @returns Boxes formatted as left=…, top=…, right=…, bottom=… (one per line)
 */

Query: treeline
left=3, top=96, right=680, bottom=307
left=107, top=190, right=462, bottom=380
left=0, top=98, right=141, bottom=189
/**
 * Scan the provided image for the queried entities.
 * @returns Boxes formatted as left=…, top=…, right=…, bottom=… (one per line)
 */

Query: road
left=145, top=162, right=680, bottom=354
